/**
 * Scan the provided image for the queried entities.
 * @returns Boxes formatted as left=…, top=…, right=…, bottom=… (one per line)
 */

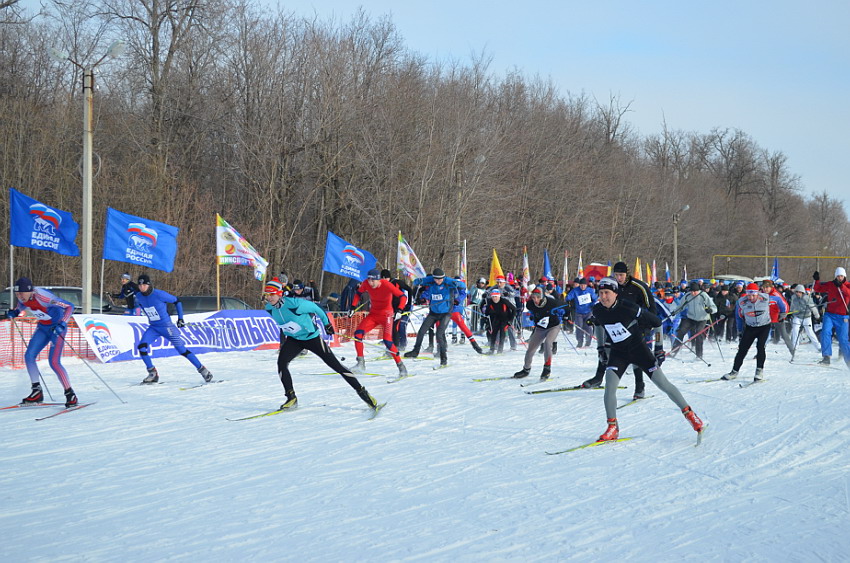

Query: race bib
left=537, top=317, right=550, bottom=328
left=604, top=322, right=630, bottom=343
left=28, top=309, right=52, bottom=321
left=431, top=294, right=443, bottom=301
left=143, top=306, right=161, bottom=321
left=577, top=294, right=592, bottom=306
left=278, top=321, right=302, bottom=335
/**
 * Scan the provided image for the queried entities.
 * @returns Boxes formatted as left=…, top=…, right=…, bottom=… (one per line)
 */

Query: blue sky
left=275, top=1, right=850, bottom=212
left=18, top=0, right=849, bottom=211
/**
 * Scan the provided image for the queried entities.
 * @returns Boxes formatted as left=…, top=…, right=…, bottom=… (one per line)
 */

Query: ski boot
left=451, top=335, right=458, bottom=344
left=598, top=418, right=619, bottom=441
left=581, top=378, right=602, bottom=389
left=354, top=356, right=366, bottom=373
left=356, top=386, right=378, bottom=409
left=633, top=390, right=645, bottom=400
left=540, top=366, right=551, bottom=381
left=513, top=367, right=530, bottom=379
left=403, top=348, right=420, bottom=359
left=198, top=366, right=213, bottom=382
left=64, top=387, right=78, bottom=408
left=460, top=336, right=466, bottom=345
left=682, top=406, right=704, bottom=432
left=551, top=342, right=558, bottom=355
left=754, top=368, right=764, bottom=381
left=22, top=383, right=43, bottom=405
left=470, top=339, right=483, bottom=354
left=396, top=362, right=408, bottom=378
left=721, top=370, right=738, bottom=380
left=423, top=346, right=434, bottom=354
left=818, top=356, right=830, bottom=366
left=142, top=367, right=159, bottom=384
left=280, top=390, right=298, bottom=410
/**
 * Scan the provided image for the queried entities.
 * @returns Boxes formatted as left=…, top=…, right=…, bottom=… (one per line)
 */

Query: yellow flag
left=633, top=257, right=642, bottom=281
left=489, top=249, right=504, bottom=286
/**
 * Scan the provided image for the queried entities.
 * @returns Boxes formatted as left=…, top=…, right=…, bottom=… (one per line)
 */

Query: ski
left=368, top=402, right=387, bottom=420
left=520, top=378, right=551, bottom=388
left=617, top=395, right=655, bottom=410
left=227, top=406, right=296, bottom=421
left=1, top=402, right=66, bottom=411
left=179, top=379, right=225, bottom=391
left=472, top=376, right=520, bottom=382
left=312, top=372, right=384, bottom=377
left=789, top=361, right=844, bottom=372
left=525, top=385, right=626, bottom=395
left=35, top=402, right=96, bottom=421
left=387, top=373, right=414, bottom=384
left=546, top=437, right=634, bottom=455
left=432, top=364, right=449, bottom=371
left=685, top=378, right=727, bottom=384
left=738, top=379, right=764, bottom=388
left=696, top=423, right=708, bottom=446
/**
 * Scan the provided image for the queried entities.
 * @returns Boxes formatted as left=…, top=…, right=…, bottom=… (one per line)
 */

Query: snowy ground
left=2, top=327, right=850, bottom=561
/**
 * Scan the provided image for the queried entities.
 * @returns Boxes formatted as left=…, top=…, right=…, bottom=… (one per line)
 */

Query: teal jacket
left=265, top=297, right=330, bottom=340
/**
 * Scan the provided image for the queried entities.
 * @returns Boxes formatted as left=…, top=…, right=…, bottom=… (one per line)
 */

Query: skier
left=760, top=279, right=793, bottom=353
left=263, top=279, right=380, bottom=411
left=668, top=281, right=717, bottom=359
left=468, top=277, right=489, bottom=333
left=110, top=272, right=141, bottom=315
left=565, top=277, right=597, bottom=348
left=713, top=285, right=736, bottom=342
left=134, top=273, right=213, bottom=384
left=6, top=277, right=79, bottom=407
left=513, top=286, right=564, bottom=380
left=488, top=275, right=518, bottom=350
left=789, top=285, right=820, bottom=355
left=812, top=267, right=850, bottom=367
left=448, top=277, right=484, bottom=353
left=381, top=269, right=413, bottom=351
left=349, top=269, right=408, bottom=377
left=480, top=288, right=516, bottom=354
left=722, top=282, right=785, bottom=381
left=289, top=279, right=317, bottom=301
left=590, top=277, right=704, bottom=441
left=404, top=268, right=463, bottom=366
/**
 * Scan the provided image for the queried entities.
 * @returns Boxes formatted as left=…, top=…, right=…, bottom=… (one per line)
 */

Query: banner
left=563, top=251, right=569, bottom=288
left=771, top=257, right=780, bottom=282
left=75, top=310, right=280, bottom=363
left=397, top=231, right=426, bottom=281
left=633, top=257, right=642, bottom=281
left=665, top=262, right=671, bottom=283
left=216, top=214, right=268, bottom=281
left=521, top=246, right=530, bottom=284
left=460, top=240, right=468, bottom=283
left=323, top=231, right=377, bottom=281
left=102, top=207, right=179, bottom=272
left=577, top=251, right=584, bottom=279
left=652, top=260, right=658, bottom=284
left=489, top=249, right=504, bottom=286
left=9, top=187, right=80, bottom=256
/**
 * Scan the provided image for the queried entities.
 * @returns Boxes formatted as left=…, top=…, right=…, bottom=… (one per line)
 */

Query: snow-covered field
left=2, top=328, right=849, bottom=561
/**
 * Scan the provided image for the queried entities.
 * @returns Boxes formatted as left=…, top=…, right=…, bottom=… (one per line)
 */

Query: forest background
left=2, top=0, right=849, bottom=302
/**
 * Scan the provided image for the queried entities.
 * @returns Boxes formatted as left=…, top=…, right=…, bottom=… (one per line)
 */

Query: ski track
left=1, top=335, right=850, bottom=560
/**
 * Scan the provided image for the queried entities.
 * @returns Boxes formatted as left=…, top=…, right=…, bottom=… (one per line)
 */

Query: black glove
left=6, top=309, right=19, bottom=319
left=176, top=319, right=185, bottom=328
left=813, top=271, right=820, bottom=281
left=597, top=347, right=607, bottom=363
left=586, top=316, right=596, bottom=327
left=52, top=321, right=67, bottom=337
left=324, top=323, right=335, bottom=335
left=705, top=307, right=713, bottom=314
left=654, top=346, right=666, bottom=366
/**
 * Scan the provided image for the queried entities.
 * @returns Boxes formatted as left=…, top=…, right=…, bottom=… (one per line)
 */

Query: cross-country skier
left=404, top=268, right=463, bottom=366
left=812, top=267, right=850, bottom=367
left=110, top=272, right=141, bottom=315
left=788, top=285, right=821, bottom=354
left=480, top=288, right=516, bottom=354
left=134, top=273, right=213, bottom=384
left=448, top=277, right=484, bottom=353
left=565, top=277, right=597, bottom=348
left=263, top=279, right=379, bottom=410
left=350, top=268, right=408, bottom=377
left=721, top=282, right=785, bottom=381
left=512, top=286, right=564, bottom=380
left=590, top=277, right=704, bottom=441
left=6, top=277, right=78, bottom=407
left=668, top=281, right=717, bottom=359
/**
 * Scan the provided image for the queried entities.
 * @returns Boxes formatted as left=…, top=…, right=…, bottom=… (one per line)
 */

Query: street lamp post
left=765, top=231, right=779, bottom=277
left=673, top=205, right=689, bottom=282
left=50, top=41, right=124, bottom=314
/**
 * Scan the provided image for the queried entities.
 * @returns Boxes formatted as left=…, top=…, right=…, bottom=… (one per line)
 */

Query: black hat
left=578, top=277, right=588, bottom=285
left=137, top=274, right=151, bottom=285
left=432, top=268, right=445, bottom=278
left=688, top=281, right=701, bottom=292
left=597, top=277, right=619, bottom=293
left=14, top=277, right=33, bottom=292
left=366, top=269, right=381, bottom=280
left=612, top=261, right=629, bottom=273
left=380, top=269, right=392, bottom=279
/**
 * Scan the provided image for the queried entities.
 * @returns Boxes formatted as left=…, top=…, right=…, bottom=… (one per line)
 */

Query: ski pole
left=558, top=326, right=582, bottom=356
left=9, top=317, right=54, bottom=401
left=708, top=313, right=725, bottom=362
left=57, top=331, right=127, bottom=404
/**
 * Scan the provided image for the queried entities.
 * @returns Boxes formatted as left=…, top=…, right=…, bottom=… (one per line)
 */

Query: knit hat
left=612, top=261, right=629, bottom=274
left=137, top=274, right=151, bottom=286
left=432, top=268, right=446, bottom=279
left=794, top=284, right=806, bottom=293
left=490, top=288, right=501, bottom=296
left=13, top=277, right=33, bottom=292
left=380, top=269, right=392, bottom=279
left=121, top=273, right=131, bottom=280
left=688, top=281, right=701, bottom=292
left=578, top=277, right=588, bottom=285
left=530, top=286, right=544, bottom=297
left=745, top=283, right=759, bottom=293
left=598, top=277, right=619, bottom=293
left=836, top=267, right=846, bottom=277
left=264, top=279, right=283, bottom=296
left=366, top=269, right=381, bottom=280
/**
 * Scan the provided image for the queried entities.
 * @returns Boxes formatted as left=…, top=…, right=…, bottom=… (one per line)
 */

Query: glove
left=324, top=323, right=335, bottom=335
left=654, top=346, right=666, bottom=366
left=586, top=316, right=596, bottom=327
left=6, top=309, right=19, bottom=319
left=597, top=347, right=607, bottom=363
left=813, top=271, right=820, bottom=281
left=52, top=321, right=67, bottom=336
left=176, top=319, right=185, bottom=328
left=705, top=307, right=713, bottom=314
left=394, top=311, right=403, bottom=321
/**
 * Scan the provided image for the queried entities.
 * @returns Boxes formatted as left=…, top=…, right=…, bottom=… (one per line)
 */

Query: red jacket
left=766, top=288, right=788, bottom=322
left=813, top=279, right=850, bottom=316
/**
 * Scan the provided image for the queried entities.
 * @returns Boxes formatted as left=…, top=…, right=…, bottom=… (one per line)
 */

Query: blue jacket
left=566, top=286, right=597, bottom=315
left=135, top=288, right=183, bottom=327
left=265, top=296, right=330, bottom=340
left=413, top=276, right=463, bottom=314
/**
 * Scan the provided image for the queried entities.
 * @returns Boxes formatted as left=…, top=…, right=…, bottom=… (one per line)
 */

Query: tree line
left=2, top=0, right=848, bottom=302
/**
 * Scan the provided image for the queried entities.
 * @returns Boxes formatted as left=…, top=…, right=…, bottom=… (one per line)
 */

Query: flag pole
left=99, top=258, right=105, bottom=313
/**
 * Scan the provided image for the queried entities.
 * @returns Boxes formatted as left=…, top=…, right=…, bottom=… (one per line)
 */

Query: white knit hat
left=836, top=267, right=846, bottom=277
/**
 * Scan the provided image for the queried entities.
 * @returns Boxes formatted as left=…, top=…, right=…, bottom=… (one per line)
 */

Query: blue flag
left=102, top=207, right=179, bottom=272
left=322, top=232, right=377, bottom=281
left=771, top=257, right=780, bottom=282
left=9, top=188, right=80, bottom=256
left=542, top=249, right=554, bottom=280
